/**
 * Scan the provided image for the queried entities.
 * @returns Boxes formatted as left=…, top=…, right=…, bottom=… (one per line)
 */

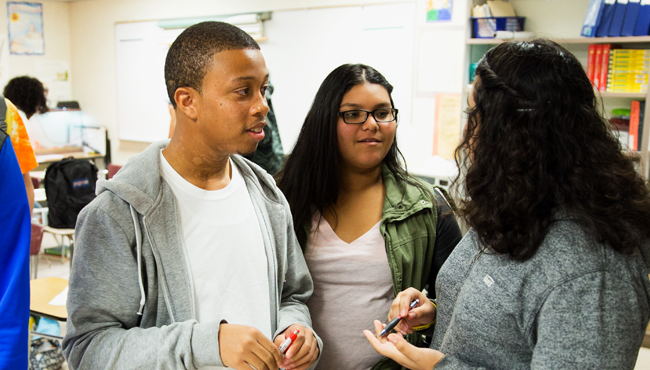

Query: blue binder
left=596, top=0, right=617, bottom=37
left=622, top=0, right=641, bottom=36
left=635, top=0, right=650, bottom=35
left=582, top=0, right=605, bottom=37
left=608, top=0, right=629, bottom=36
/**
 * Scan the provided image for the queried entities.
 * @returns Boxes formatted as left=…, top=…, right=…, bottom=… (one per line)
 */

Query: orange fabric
left=4, top=99, right=37, bottom=174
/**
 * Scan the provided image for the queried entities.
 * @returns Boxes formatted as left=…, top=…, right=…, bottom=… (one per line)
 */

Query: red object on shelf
left=599, top=44, right=612, bottom=92
left=587, top=44, right=597, bottom=86
left=593, top=44, right=604, bottom=90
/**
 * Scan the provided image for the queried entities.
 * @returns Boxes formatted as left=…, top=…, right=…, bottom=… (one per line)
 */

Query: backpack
left=44, top=158, right=98, bottom=228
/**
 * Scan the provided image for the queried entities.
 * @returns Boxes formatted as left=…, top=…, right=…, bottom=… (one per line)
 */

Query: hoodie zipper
left=142, top=215, right=177, bottom=323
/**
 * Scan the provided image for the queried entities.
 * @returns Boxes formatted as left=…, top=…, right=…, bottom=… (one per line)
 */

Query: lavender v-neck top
left=304, top=210, right=394, bottom=370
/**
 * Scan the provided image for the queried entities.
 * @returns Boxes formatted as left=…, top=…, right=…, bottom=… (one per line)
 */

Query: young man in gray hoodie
left=63, top=22, right=321, bottom=370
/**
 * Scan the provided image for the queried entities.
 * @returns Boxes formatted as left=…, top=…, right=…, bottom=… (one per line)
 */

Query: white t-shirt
left=305, top=210, right=394, bottom=370
left=160, top=151, right=271, bottom=369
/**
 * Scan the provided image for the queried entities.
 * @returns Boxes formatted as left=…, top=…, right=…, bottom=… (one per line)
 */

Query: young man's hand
left=219, top=323, right=283, bottom=370
left=274, top=324, right=319, bottom=370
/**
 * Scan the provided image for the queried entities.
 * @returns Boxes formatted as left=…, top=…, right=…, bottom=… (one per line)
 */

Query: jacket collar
left=97, top=140, right=282, bottom=215
left=381, top=164, right=434, bottom=223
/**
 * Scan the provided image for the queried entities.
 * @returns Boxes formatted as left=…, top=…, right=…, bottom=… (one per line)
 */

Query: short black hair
left=3, top=76, right=48, bottom=118
left=164, top=21, right=260, bottom=108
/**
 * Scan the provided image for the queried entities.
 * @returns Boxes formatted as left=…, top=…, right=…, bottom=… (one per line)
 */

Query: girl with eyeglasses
left=365, top=39, right=650, bottom=370
left=277, top=63, right=462, bottom=370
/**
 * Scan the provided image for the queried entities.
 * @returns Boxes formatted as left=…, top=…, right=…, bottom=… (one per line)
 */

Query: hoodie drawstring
left=130, top=205, right=146, bottom=316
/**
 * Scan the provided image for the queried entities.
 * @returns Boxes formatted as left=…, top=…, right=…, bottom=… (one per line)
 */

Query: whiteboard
left=114, top=3, right=417, bottom=148
left=263, top=3, right=417, bottom=151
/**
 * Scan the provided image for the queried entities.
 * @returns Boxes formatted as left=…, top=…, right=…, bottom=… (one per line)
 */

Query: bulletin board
left=114, top=2, right=417, bottom=147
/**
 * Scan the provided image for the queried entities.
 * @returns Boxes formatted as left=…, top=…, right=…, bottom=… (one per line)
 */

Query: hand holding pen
left=387, top=288, right=436, bottom=335
left=273, top=324, right=319, bottom=370
left=379, top=299, right=419, bottom=336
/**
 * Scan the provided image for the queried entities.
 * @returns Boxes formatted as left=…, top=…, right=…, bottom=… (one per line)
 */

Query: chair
left=30, top=224, right=44, bottom=280
left=42, top=226, right=75, bottom=266
left=107, top=163, right=122, bottom=179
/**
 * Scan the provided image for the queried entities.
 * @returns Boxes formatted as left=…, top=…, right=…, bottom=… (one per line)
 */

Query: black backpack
left=44, top=158, right=98, bottom=228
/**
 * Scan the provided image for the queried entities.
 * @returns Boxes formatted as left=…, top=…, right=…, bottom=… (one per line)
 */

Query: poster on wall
left=427, top=0, right=453, bottom=22
left=432, top=93, right=461, bottom=160
left=7, top=2, right=44, bottom=55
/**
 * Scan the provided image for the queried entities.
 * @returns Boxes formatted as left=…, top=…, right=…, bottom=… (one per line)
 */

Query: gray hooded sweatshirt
left=63, top=141, right=322, bottom=369
left=431, top=218, right=650, bottom=369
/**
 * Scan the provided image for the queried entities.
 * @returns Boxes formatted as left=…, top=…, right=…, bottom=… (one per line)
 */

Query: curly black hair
left=164, top=21, right=259, bottom=108
left=3, top=76, right=48, bottom=118
left=454, top=39, right=650, bottom=261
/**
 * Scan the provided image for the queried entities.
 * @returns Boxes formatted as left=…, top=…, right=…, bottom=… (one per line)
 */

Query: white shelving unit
left=463, top=0, right=650, bottom=179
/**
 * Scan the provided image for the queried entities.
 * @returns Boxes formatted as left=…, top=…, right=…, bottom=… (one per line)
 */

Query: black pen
left=379, top=299, right=419, bottom=337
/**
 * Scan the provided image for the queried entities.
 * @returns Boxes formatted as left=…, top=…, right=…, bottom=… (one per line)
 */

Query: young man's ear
left=174, top=87, right=199, bottom=120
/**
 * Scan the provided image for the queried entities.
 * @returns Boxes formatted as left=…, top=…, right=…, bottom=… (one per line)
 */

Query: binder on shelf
left=638, top=101, right=646, bottom=151
left=608, top=0, right=628, bottom=36
left=630, top=100, right=641, bottom=150
left=588, top=44, right=597, bottom=84
left=582, top=0, right=605, bottom=37
left=596, top=0, right=617, bottom=37
left=622, top=0, right=642, bottom=36
left=634, top=0, right=650, bottom=35
left=594, top=44, right=604, bottom=89
left=599, top=44, right=612, bottom=91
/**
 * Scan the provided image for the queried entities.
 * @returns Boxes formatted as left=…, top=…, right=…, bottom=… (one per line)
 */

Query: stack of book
left=607, top=49, right=650, bottom=93
left=581, top=0, right=650, bottom=38
left=609, top=101, right=645, bottom=151
left=587, top=45, right=649, bottom=93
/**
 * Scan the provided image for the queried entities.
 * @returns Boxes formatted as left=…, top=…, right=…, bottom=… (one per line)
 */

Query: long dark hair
left=455, top=39, right=650, bottom=261
left=278, top=63, right=424, bottom=242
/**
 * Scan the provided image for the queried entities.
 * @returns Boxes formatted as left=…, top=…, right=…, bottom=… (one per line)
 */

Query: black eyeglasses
left=337, top=108, right=398, bottom=124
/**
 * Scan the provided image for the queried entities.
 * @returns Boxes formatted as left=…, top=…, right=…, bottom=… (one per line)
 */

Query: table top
left=30, top=277, right=68, bottom=321
left=36, top=151, right=103, bottom=165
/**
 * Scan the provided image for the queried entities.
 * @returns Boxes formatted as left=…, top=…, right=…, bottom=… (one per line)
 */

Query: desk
left=30, top=277, right=68, bottom=341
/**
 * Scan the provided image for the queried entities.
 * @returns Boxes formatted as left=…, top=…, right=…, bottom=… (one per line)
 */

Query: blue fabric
left=0, top=136, right=31, bottom=370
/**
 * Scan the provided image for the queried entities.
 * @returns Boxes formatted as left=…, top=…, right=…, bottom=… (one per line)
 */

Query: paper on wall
left=433, top=93, right=462, bottom=160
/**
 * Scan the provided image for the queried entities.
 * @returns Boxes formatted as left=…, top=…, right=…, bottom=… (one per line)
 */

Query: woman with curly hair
left=365, top=39, right=650, bottom=369
left=277, top=63, right=462, bottom=370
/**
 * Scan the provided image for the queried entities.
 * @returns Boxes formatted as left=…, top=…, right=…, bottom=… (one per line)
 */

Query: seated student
left=277, top=64, right=462, bottom=370
left=0, top=127, right=31, bottom=370
left=365, top=39, right=650, bottom=369
left=63, top=22, right=321, bottom=370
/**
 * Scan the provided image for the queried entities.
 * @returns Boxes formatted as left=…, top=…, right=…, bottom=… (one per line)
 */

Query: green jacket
left=299, top=165, right=450, bottom=370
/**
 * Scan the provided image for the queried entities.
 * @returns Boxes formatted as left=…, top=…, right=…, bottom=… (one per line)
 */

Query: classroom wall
left=68, top=0, right=468, bottom=172
left=69, top=0, right=424, bottom=165
left=0, top=0, right=72, bottom=96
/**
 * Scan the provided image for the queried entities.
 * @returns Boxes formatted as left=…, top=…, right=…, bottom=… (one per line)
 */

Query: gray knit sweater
left=431, top=218, right=650, bottom=369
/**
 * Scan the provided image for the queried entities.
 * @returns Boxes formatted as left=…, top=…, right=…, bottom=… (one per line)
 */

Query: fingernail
left=388, top=335, right=398, bottom=344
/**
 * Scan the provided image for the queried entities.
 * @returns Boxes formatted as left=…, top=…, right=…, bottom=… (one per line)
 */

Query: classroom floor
left=33, top=233, right=650, bottom=370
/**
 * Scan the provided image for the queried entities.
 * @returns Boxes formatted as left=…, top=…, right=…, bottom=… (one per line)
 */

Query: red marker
left=279, top=329, right=299, bottom=355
